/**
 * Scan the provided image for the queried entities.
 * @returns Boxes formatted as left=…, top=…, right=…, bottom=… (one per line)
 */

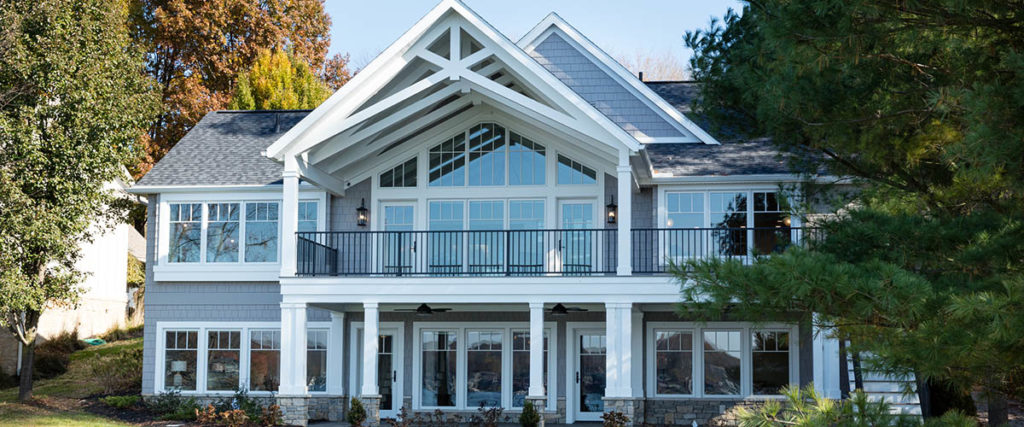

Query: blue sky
left=325, top=0, right=743, bottom=71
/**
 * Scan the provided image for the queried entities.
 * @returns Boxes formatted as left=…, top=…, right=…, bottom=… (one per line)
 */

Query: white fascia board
left=265, top=1, right=460, bottom=160
left=518, top=13, right=722, bottom=146
left=648, top=173, right=839, bottom=184
left=127, top=183, right=321, bottom=194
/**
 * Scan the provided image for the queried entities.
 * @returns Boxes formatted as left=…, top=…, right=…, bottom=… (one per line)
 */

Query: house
left=129, top=1, right=860, bottom=425
left=0, top=178, right=144, bottom=377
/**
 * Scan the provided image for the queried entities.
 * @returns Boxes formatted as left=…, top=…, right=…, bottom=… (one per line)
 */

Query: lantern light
left=356, top=199, right=369, bottom=227
left=606, top=196, right=617, bottom=224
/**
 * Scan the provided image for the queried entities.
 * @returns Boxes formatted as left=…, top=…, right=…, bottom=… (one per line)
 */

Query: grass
left=0, top=337, right=143, bottom=402
left=0, top=337, right=145, bottom=426
left=0, top=400, right=130, bottom=426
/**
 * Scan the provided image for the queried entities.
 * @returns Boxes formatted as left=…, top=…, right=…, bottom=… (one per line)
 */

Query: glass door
left=381, top=203, right=415, bottom=275
left=559, top=201, right=595, bottom=274
left=575, top=330, right=606, bottom=421
left=356, top=328, right=403, bottom=418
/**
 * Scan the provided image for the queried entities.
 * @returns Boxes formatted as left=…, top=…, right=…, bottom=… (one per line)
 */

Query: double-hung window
left=466, top=330, right=503, bottom=407
left=421, top=330, right=458, bottom=407
left=164, top=330, right=198, bottom=391
left=752, top=330, right=790, bottom=395
left=169, top=204, right=202, bottom=263
left=654, top=329, right=693, bottom=395
left=249, top=330, right=280, bottom=391
left=245, top=202, right=279, bottom=262
left=206, top=203, right=240, bottom=262
left=207, top=330, right=241, bottom=391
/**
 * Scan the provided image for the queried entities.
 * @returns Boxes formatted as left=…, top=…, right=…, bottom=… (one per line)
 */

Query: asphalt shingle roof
left=643, top=81, right=796, bottom=177
left=135, top=110, right=309, bottom=188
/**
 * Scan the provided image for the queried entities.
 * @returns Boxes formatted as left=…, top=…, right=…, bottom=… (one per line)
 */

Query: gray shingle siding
left=136, top=111, right=309, bottom=187
left=329, top=178, right=371, bottom=232
left=530, top=33, right=684, bottom=140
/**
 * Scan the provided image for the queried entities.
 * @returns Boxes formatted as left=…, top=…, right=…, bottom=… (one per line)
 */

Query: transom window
left=427, top=123, right=547, bottom=187
left=556, top=155, right=596, bottom=185
left=380, top=157, right=417, bottom=188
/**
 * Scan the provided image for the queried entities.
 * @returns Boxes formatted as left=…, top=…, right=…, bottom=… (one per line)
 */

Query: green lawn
left=0, top=401, right=131, bottom=426
left=0, top=337, right=145, bottom=426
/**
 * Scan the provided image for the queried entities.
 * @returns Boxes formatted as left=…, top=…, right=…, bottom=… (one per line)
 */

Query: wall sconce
left=606, top=196, right=617, bottom=224
left=356, top=199, right=369, bottom=227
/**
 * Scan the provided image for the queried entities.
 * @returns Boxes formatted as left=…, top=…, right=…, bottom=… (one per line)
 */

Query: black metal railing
left=296, top=229, right=617, bottom=277
left=631, top=227, right=821, bottom=274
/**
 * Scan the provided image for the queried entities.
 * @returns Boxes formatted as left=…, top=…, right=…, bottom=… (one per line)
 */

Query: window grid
left=381, top=157, right=418, bottom=188
left=429, top=134, right=467, bottom=187
left=467, top=123, right=506, bottom=186
left=654, top=329, right=694, bottom=396
left=298, top=201, right=318, bottom=233
left=308, top=329, right=329, bottom=392
left=509, top=132, right=546, bottom=186
left=556, top=155, right=597, bottom=185
left=245, top=202, right=280, bottom=263
left=168, top=203, right=202, bottom=263
left=206, top=203, right=240, bottom=263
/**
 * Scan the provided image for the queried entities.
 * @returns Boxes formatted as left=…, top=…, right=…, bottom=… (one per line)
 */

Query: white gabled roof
left=518, top=13, right=721, bottom=145
left=266, top=0, right=643, bottom=164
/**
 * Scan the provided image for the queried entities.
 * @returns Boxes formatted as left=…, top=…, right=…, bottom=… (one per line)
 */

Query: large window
left=663, top=190, right=795, bottom=257
left=511, top=330, right=548, bottom=407
left=169, top=203, right=202, bottom=263
left=753, top=192, right=792, bottom=254
left=509, top=200, right=545, bottom=274
left=207, top=330, right=241, bottom=391
left=649, top=324, right=795, bottom=398
left=249, top=330, right=280, bottom=391
left=298, top=201, right=318, bottom=232
left=206, top=203, right=240, bottom=262
left=164, top=330, right=198, bottom=391
left=245, top=202, right=279, bottom=262
left=428, top=201, right=465, bottom=274
left=421, top=330, right=458, bottom=407
left=654, top=329, right=693, bottom=395
left=752, top=331, right=790, bottom=395
left=425, top=123, right=548, bottom=187
left=468, top=201, right=504, bottom=273
left=466, top=330, right=502, bottom=407
left=308, top=329, right=329, bottom=392
left=380, top=157, right=418, bottom=188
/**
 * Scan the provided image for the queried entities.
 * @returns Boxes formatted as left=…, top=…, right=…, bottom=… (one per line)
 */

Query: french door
left=572, top=328, right=606, bottom=421
left=353, top=324, right=405, bottom=418
left=558, top=201, right=596, bottom=274
left=381, top=203, right=415, bottom=275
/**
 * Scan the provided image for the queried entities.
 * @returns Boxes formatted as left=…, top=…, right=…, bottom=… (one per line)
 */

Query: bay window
left=249, top=330, right=280, bottom=391
left=168, top=203, right=202, bottom=263
left=207, top=330, right=241, bottom=391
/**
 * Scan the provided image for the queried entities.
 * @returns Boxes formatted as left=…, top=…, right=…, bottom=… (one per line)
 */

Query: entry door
left=381, top=203, right=415, bottom=275
left=574, top=330, right=606, bottom=421
left=355, top=327, right=404, bottom=418
left=559, top=201, right=595, bottom=274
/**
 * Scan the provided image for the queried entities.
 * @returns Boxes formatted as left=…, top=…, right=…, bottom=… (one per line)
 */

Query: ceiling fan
left=550, top=303, right=588, bottom=317
left=395, top=303, right=452, bottom=316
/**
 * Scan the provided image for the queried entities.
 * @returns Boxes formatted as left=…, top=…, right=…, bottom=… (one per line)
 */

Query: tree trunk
left=988, top=394, right=1009, bottom=427
left=838, top=339, right=850, bottom=398
left=17, top=340, right=34, bottom=402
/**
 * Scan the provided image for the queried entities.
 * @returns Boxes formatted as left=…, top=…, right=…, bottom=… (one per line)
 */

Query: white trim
left=349, top=322, right=405, bottom=418
left=644, top=322, right=800, bottom=400
left=518, top=13, right=721, bottom=146
left=128, top=182, right=321, bottom=194
left=153, top=321, right=333, bottom=396
left=410, top=321, right=557, bottom=412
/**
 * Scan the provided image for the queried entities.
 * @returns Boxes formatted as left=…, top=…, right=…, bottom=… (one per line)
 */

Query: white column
left=616, top=151, right=633, bottom=276
left=361, top=302, right=380, bottom=397
left=630, top=310, right=644, bottom=397
left=812, top=315, right=842, bottom=399
left=279, top=302, right=308, bottom=396
left=618, top=304, right=633, bottom=398
left=327, top=312, right=345, bottom=395
left=280, top=156, right=300, bottom=277
left=528, top=302, right=546, bottom=398
left=605, top=303, right=622, bottom=397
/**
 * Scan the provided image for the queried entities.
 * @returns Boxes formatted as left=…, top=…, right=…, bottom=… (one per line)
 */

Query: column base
left=525, top=396, right=548, bottom=427
left=277, top=395, right=309, bottom=426
left=359, top=395, right=382, bottom=427
left=603, top=397, right=645, bottom=426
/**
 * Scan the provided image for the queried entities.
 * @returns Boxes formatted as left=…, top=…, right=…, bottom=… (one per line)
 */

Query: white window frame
left=644, top=322, right=799, bottom=399
left=155, top=189, right=327, bottom=282
left=154, top=321, right=333, bottom=396
left=412, top=322, right=557, bottom=412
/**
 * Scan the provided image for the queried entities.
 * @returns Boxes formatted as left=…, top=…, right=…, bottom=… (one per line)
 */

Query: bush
left=100, top=324, right=144, bottom=342
left=88, top=347, right=143, bottom=394
left=348, top=397, right=367, bottom=426
left=197, top=404, right=251, bottom=427
left=736, top=385, right=977, bottom=427
left=601, top=410, right=629, bottom=427
left=33, top=330, right=85, bottom=379
left=100, top=395, right=141, bottom=409
left=147, top=390, right=199, bottom=421
left=519, top=401, right=541, bottom=427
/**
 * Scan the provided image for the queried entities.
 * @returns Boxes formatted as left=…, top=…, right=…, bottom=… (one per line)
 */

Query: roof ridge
left=216, top=109, right=314, bottom=114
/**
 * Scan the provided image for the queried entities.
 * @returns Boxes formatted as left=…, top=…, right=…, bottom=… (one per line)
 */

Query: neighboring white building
left=129, top=1, right=870, bottom=425
left=0, top=178, right=144, bottom=376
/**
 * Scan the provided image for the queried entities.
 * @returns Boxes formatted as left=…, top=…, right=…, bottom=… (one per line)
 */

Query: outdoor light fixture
left=356, top=199, right=369, bottom=227
left=606, top=196, right=617, bottom=224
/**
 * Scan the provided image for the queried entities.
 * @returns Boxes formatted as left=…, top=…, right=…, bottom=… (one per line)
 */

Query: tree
left=128, top=0, right=334, bottom=176
left=229, top=48, right=331, bottom=110
left=321, top=52, right=353, bottom=91
left=615, top=50, right=688, bottom=81
left=0, top=0, right=159, bottom=400
left=679, top=1, right=1024, bottom=423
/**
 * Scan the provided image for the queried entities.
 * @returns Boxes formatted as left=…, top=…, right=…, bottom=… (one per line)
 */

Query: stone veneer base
left=277, top=396, right=309, bottom=427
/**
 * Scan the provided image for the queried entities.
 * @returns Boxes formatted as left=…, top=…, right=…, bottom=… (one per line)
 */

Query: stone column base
left=359, top=394, right=382, bottom=427
left=278, top=396, right=310, bottom=426
left=525, top=396, right=548, bottom=427
left=603, top=397, right=645, bottom=426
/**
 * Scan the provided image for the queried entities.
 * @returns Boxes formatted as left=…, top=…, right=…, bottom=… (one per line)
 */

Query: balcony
left=295, top=227, right=819, bottom=277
